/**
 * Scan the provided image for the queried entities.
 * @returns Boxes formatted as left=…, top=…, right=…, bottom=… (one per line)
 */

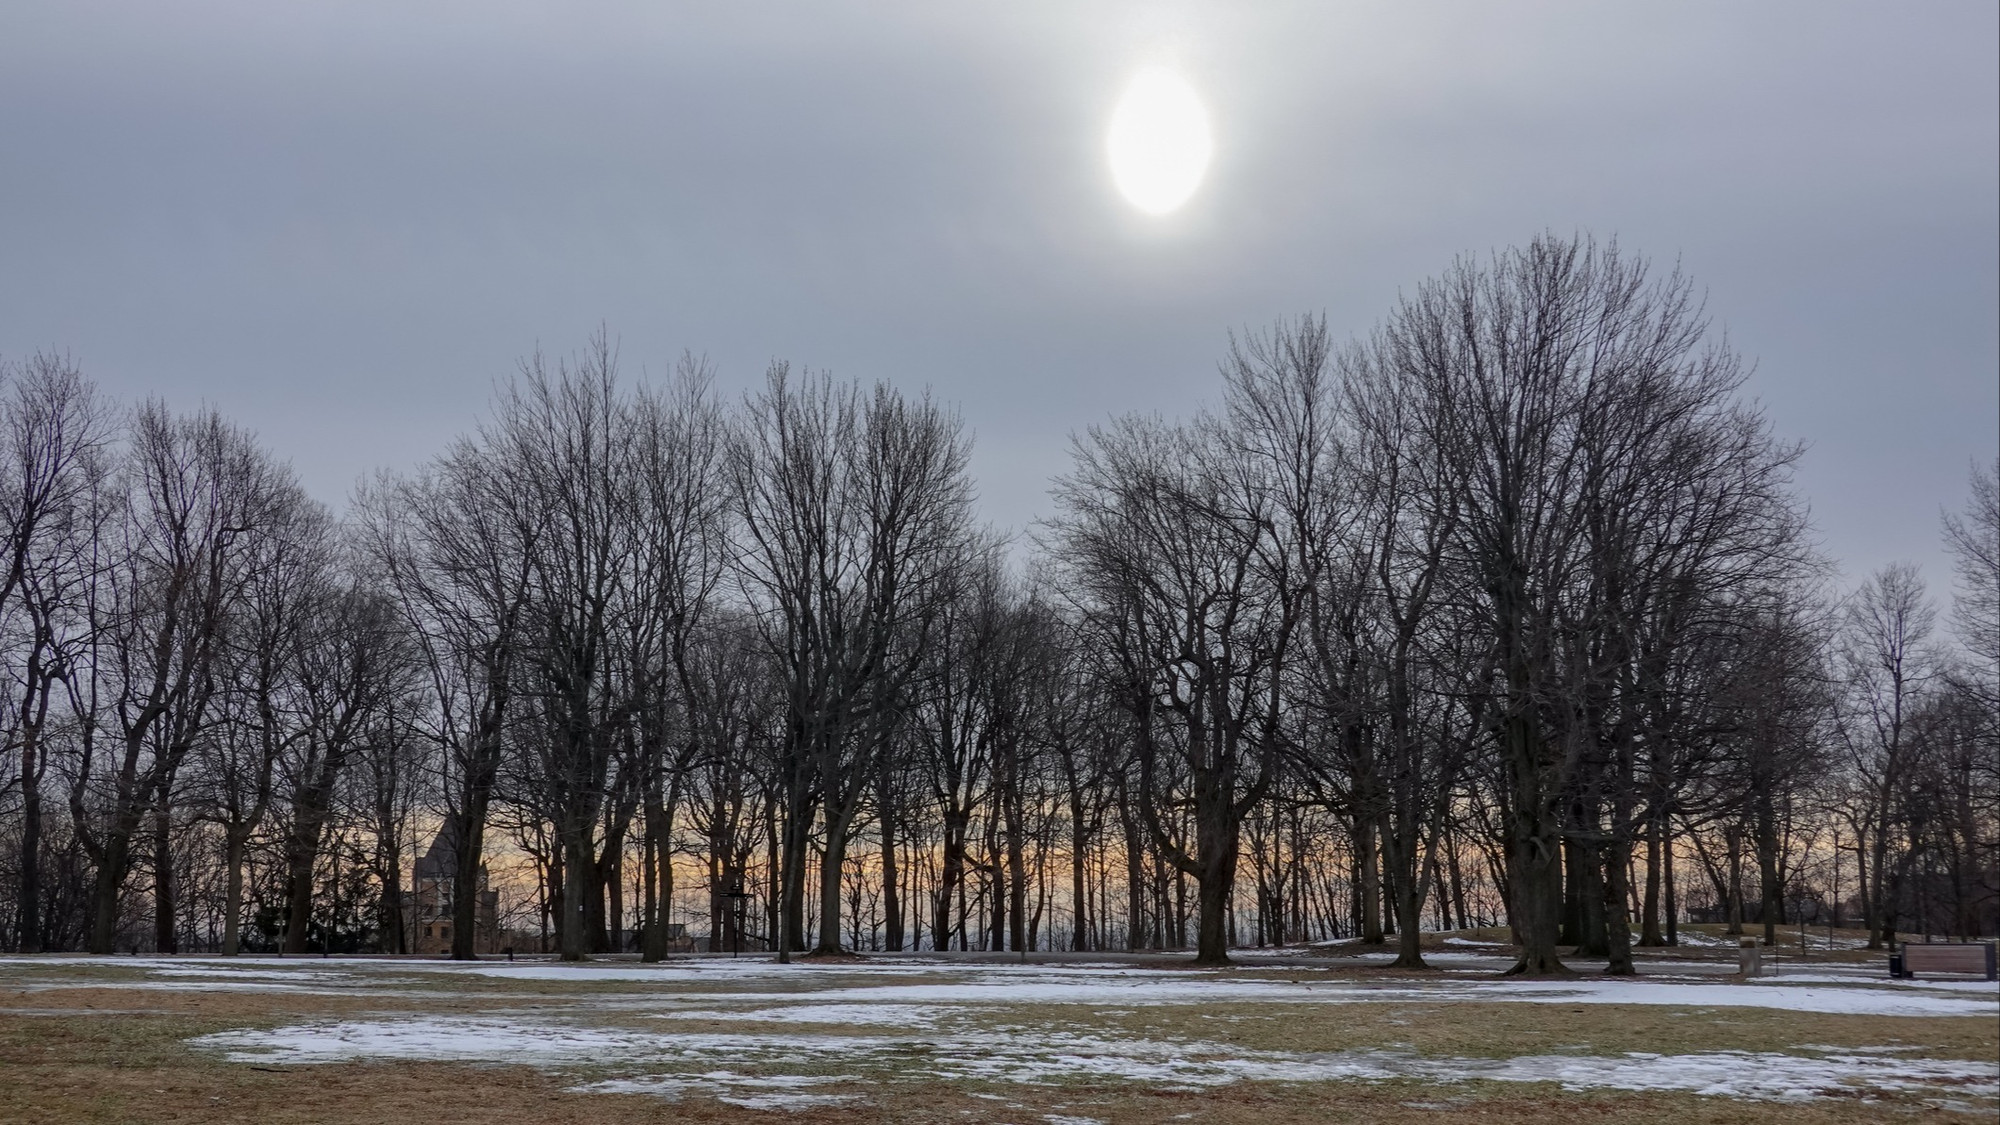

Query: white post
left=1737, top=936, right=1762, bottom=977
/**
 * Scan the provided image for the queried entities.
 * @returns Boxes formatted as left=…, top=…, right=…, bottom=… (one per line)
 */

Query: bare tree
left=277, top=581, right=408, bottom=954
left=626, top=357, right=729, bottom=961
left=1384, top=234, right=1805, bottom=974
left=0, top=354, right=109, bottom=952
left=730, top=365, right=971, bottom=958
left=195, top=488, right=331, bottom=954
left=1835, top=563, right=1941, bottom=949
left=1050, top=318, right=1326, bottom=963
left=1943, top=459, right=1998, bottom=685
left=67, top=405, right=296, bottom=954
left=361, top=421, right=542, bottom=960
left=498, top=341, right=636, bottom=961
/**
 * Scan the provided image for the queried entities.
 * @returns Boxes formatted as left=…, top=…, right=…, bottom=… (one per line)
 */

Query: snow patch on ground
left=190, top=1017, right=892, bottom=1066
left=1456, top=1050, right=1996, bottom=1102
left=653, top=1003, right=938, bottom=1027
left=190, top=1015, right=1998, bottom=1107
left=16, top=953, right=1990, bottom=1018
left=1462, top=977, right=1995, bottom=1017
left=570, top=1069, right=865, bottom=1111
left=676, top=972, right=1997, bottom=1019
left=717, top=1092, right=865, bottom=1111
left=1745, top=972, right=1999, bottom=993
left=417, top=961, right=822, bottom=983
left=20, top=952, right=1991, bottom=1018
left=25, top=978, right=353, bottom=995
left=146, top=967, right=357, bottom=983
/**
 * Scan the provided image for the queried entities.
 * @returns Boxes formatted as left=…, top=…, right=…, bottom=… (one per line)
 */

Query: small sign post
left=722, top=875, right=754, bottom=959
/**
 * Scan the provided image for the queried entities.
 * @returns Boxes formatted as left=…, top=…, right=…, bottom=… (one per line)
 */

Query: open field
left=1, top=935, right=1994, bottom=1124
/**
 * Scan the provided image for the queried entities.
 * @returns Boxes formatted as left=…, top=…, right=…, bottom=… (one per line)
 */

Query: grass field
left=1, top=930, right=1993, bottom=1124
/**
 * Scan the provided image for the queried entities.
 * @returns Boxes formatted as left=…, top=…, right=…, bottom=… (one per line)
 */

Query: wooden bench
left=1891, top=942, right=1996, bottom=980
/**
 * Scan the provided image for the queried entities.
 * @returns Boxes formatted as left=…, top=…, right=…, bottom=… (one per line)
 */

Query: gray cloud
left=2, top=1, right=1993, bottom=592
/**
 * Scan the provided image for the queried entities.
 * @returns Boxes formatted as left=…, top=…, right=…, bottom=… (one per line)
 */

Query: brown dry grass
left=0, top=1034, right=1980, bottom=1125
left=0, top=953, right=1991, bottom=1124
left=1303, top=923, right=1890, bottom=966
left=1061, top=1000, right=1998, bottom=1061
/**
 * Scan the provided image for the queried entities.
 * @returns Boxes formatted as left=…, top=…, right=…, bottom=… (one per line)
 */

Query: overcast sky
left=3, top=2, right=1995, bottom=595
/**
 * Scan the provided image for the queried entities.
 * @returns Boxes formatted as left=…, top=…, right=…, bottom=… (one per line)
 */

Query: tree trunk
left=1069, top=793, right=1090, bottom=952
left=152, top=797, right=177, bottom=954
left=222, top=827, right=250, bottom=955
left=1355, top=816, right=1383, bottom=944
left=815, top=831, right=850, bottom=955
left=642, top=776, right=668, bottom=962
left=1756, top=814, right=1784, bottom=947
left=282, top=755, right=352, bottom=956
left=1446, top=832, right=1470, bottom=934
left=1117, top=790, right=1145, bottom=952
left=377, top=830, right=405, bottom=955
left=87, top=814, right=137, bottom=955
left=1006, top=787, right=1028, bottom=955
left=1194, top=862, right=1232, bottom=964
left=1506, top=832, right=1565, bottom=975
left=1853, top=832, right=1878, bottom=949
left=1603, top=838, right=1636, bottom=975
left=450, top=802, right=490, bottom=961
left=880, top=813, right=903, bottom=952
left=764, top=800, right=781, bottom=954
left=1382, top=814, right=1430, bottom=969
left=560, top=820, right=592, bottom=961
left=1191, top=788, right=1239, bottom=965
left=1560, top=835, right=1584, bottom=947
left=600, top=847, right=621, bottom=955
left=777, top=780, right=810, bottom=960
left=1725, top=825, right=1745, bottom=937
left=878, top=753, right=903, bottom=952
left=1572, top=840, right=1610, bottom=957
left=15, top=730, right=41, bottom=953
left=1664, top=831, right=1679, bottom=945
left=933, top=809, right=967, bottom=952
left=1638, top=816, right=1665, bottom=946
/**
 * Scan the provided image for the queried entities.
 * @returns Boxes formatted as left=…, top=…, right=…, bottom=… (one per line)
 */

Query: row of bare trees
left=2, top=235, right=1993, bottom=971
left=0, top=353, right=414, bottom=956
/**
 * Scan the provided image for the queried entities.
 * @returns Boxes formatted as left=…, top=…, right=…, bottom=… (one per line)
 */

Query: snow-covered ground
left=186, top=1013, right=1997, bottom=1107
left=4, top=953, right=1994, bottom=1112
left=13, top=951, right=1987, bottom=1017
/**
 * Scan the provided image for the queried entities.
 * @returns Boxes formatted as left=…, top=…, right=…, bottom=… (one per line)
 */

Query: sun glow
left=1107, top=67, right=1212, bottom=215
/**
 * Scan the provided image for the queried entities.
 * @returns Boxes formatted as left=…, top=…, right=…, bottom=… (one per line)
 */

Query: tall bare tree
left=195, top=486, right=331, bottom=954
left=1835, top=563, right=1941, bottom=949
left=65, top=405, right=297, bottom=953
left=361, top=421, right=542, bottom=960
left=1051, top=319, right=1327, bottom=963
left=626, top=356, right=728, bottom=962
left=277, top=581, right=408, bottom=954
left=730, top=365, right=971, bottom=957
left=1, top=354, right=109, bottom=952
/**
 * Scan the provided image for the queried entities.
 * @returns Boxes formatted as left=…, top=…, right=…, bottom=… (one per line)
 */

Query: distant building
left=411, top=828, right=500, bottom=955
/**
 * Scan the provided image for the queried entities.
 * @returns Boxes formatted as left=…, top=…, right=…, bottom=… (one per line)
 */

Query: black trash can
left=1888, top=952, right=1905, bottom=979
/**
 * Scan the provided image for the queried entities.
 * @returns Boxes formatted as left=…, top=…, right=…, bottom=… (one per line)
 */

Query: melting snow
left=17, top=953, right=1986, bottom=1109
left=188, top=1014, right=1998, bottom=1107
left=570, top=1069, right=866, bottom=1111
left=11, top=953, right=1990, bottom=1018
left=653, top=1003, right=938, bottom=1026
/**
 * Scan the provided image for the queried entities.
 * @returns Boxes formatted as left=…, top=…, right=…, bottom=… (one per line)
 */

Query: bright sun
left=1107, top=67, right=1212, bottom=215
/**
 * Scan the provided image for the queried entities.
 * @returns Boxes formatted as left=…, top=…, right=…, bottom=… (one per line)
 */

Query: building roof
left=414, top=826, right=459, bottom=882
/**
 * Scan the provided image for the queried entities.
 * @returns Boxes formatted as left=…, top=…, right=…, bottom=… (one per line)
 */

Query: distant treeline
left=2, top=234, right=1994, bottom=967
